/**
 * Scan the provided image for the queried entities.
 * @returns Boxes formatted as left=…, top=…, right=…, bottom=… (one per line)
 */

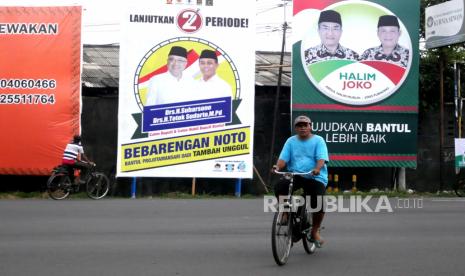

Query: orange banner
left=0, top=7, right=81, bottom=175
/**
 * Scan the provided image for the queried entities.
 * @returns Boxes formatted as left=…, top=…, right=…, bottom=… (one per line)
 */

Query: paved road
left=0, top=197, right=464, bottom=276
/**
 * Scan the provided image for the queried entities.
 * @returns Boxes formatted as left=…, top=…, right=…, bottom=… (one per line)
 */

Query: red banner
left=0, top=6, right=82, bottom=175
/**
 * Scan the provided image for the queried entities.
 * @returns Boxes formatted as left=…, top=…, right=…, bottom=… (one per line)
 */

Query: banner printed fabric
left=118, top=1, right=255, bottom=178
left=0, top=6, right=81, bottom=175
left=292, top=0, right=419, bottom=167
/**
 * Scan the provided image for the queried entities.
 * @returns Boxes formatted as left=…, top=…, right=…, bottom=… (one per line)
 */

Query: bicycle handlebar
left=81, top=161, right=96, bottom=166
left=273, top=169, right=314, bottom=176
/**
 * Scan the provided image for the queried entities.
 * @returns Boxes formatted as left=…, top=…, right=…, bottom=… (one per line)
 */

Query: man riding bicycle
left=272, top=115, right=329, bottom=248
left=62, top=135, right=94, bottom=183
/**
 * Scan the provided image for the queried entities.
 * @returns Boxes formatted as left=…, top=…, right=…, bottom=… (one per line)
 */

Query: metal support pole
left=455, top=62, right=463, bottom=138
left=397, top=168, right=406, bottom=191
left=192, top=178, right=196, bottom=196
left=235, top=179, right=242, bottom=197
left=454, top=62, right=461, bottom=176
left=454, top=62, right=459, bottom=138
left=131, top=177, right=136, bottom=199
left=439, top=55, right=445, bottom=192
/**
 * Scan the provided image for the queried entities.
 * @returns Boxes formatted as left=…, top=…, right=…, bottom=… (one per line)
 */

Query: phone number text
left=0, top=79, right=57, bottom=89
left=0, top=94, right=56, bottom=105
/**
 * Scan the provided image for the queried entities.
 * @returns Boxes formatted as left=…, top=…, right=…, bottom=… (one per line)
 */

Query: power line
left=84, top=23, right=120, bottom=27
left=85, top=29, right=120, bottom=33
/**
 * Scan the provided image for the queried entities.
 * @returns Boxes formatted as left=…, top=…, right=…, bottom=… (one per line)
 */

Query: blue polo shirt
left=278, top=134, right=329, bottom=185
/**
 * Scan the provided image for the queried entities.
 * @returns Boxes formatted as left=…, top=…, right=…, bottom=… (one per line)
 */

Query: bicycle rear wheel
left=47, top=173, right=71, bottom=200
left=271, top=211, right=293, bottom=265
left=86, top=172, right=110, bottom=199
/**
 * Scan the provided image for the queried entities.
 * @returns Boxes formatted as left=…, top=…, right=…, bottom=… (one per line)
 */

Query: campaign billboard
left=118, top=1, right=255, bottom=178
left=425, top=0, right=465, bottom=49
left=0, top=6, right=82, bottom=175
left=292, top=0, right=419, bottom=167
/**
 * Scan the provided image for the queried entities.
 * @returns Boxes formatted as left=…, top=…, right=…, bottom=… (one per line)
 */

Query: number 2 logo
left=176, top=9, right=203, bottom=33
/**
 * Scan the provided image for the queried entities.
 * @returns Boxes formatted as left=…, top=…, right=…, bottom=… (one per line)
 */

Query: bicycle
left=46, top=163, right=110, bottom=200
left=271, top=169, right=318, bottom=266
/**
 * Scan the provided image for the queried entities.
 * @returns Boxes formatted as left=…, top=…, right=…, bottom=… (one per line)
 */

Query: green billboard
left=292, top=0, right=419, bottom=167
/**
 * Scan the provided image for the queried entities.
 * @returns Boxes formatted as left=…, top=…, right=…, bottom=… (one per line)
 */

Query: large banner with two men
left=292, top=0, right=420, bottom=167
left=118, top=1, right=255, bottom=178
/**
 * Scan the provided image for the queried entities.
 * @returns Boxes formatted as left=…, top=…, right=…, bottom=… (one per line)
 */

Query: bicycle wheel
left=86, top=172, right=110, bottom=199
left=47, top=173, right=71, bottom=200
left=455, top=179, right=465, bottom=197
left=301, top=209, right=316, bottom=254
left=271, top=211, right=293, bottom=266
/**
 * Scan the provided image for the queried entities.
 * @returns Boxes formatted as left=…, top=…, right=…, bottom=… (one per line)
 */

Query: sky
left=1, top=0, right=293, bottom=52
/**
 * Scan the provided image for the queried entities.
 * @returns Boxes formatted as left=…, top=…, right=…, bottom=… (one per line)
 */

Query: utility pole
left=267, top=21, right=288, bottom=186
left=439, top=53, right=445, bottom=192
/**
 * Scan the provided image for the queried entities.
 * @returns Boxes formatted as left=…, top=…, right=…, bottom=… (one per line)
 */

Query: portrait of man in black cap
left=146, top=45, right=196, bottom=106
left=195, top=49, right=232, bottom=100
left=360, top=15, right=409, bottom=68
left=304, top=10, right=359, bottom=65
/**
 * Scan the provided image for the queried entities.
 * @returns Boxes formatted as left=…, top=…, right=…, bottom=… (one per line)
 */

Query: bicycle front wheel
left=47, top=173, right=71, bottom=200
left=86, top=173, right=110, bottom=200
left=271, top=211, right=293, bottom=266
left=301, top=209, right=316, bottom=254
